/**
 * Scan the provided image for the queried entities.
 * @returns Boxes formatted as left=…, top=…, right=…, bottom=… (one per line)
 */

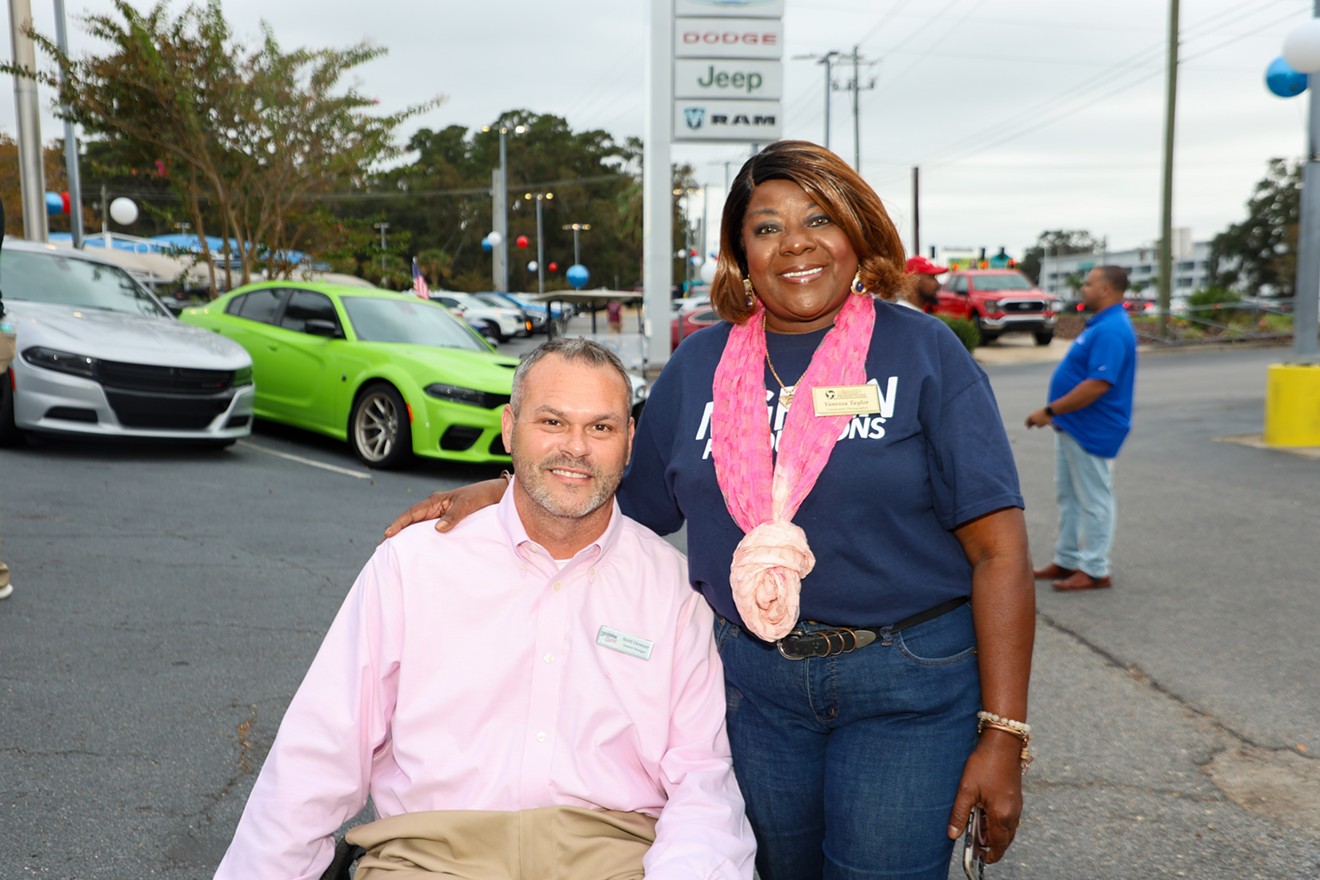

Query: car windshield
left=341, top=296, right=489, bottom=350
left=473, top=294, right=512, bottom=309
left=0, top=249, right=172, bottom=318
left=973, top=274, right=1034, bottom=292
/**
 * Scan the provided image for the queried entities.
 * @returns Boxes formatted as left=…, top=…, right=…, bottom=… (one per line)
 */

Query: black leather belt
left=775, top=597, right=970, bottom=661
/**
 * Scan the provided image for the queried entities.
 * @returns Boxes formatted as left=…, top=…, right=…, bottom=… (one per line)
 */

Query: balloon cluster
left=1268, top=21, right=1320, bottom=98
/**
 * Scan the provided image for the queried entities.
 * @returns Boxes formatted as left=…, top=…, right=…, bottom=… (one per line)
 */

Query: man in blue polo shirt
left=1025, top=265, right=1137, bottom=591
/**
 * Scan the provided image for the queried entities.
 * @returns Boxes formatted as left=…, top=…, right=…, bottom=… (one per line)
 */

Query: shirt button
left=536, top=731, right=547, bottom=742
left=553, top=582, right=562, bottom=591
left=543, top=653, right=554, bottom=664
left=589, top=567, right=596, bottom=576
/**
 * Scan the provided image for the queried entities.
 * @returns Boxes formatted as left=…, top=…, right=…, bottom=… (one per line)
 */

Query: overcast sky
left=3, top=0, right=1314, bottom=258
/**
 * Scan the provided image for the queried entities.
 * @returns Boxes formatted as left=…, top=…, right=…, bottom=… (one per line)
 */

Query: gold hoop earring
left=743, top=277, right=755, bottom=308
left=852, top=271, right=866, bottom=295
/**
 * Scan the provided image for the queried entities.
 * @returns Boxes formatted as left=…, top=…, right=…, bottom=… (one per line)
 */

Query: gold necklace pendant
left=763, top=311, right=799, bottom=410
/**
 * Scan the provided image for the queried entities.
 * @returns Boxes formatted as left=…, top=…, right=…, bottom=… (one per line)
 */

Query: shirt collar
left=1088, top=302, right=1126, bottom=324
left=494, top=477, right=623, bottom=566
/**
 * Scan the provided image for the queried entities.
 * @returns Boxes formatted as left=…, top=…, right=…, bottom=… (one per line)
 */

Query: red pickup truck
left=932, top=269, right=1060, bottom=345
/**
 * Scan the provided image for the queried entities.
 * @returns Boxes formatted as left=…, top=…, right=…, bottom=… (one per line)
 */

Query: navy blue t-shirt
left=618, top=299, right=1023, bottom=630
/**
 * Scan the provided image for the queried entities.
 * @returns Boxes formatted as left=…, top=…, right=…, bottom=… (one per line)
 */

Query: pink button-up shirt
left=215, top=487, right=755, bottom=880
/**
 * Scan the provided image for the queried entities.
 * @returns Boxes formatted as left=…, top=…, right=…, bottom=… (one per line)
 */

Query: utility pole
left=1157, top=0, right=1179, bottom=338
left=912, top=166, right=921, bottom=255
left=834, top=45, right=877, bottom=171
left=793, top=51, right=840, bottom=149
left=9, top=0, right=48, bottom=241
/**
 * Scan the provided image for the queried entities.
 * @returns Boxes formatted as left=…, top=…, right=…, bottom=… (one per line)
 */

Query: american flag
left=412, top=257, right=430, bottom=299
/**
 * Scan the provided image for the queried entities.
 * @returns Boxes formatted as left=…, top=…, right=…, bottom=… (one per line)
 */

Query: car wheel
left=349, top=383, right=414, bottom=470
left=0, top=372, right=27, bottom=448
left=975, top=320, right=999, bottom=345
left=1034, top=330, right=1055, bottom=346
left=483, top=321, right=506, bottom=344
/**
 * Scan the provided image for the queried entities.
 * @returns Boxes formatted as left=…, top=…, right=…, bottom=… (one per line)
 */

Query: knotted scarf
left=711, top=291, right=877, bottom=640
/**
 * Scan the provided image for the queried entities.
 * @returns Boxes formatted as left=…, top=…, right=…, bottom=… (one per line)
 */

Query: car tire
left=1034, top=330, right=1055, bottom=346
left=483, top=321, right=506, bottom=344
left=975, top=320, right=999, bottom=346
left=349, top=383, right=414, bottom=470
left=0, top=371, right=27, bottom=448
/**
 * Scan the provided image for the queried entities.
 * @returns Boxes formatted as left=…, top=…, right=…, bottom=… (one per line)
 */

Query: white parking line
left=237, top=440, right=373, bottom=479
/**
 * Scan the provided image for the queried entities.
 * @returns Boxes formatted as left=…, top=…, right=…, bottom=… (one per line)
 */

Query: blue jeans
left=1053, top=430, right=1116, bottom=578
left=713, top=602, right=980, bottom=880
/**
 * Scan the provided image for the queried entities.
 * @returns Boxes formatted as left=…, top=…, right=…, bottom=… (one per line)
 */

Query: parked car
left=471, top=292, right=537, bottom=336
left=933, top=269, right=1060, bottom=345
left=180, top=281, right=518, bottom=469
left=0, top=239, right=255, bottom=448
left=488, top=292, right=576, bottom=331
left=428, top=291, right=529, bottom=342
left=478, top=292, right=548, bottom=333
left=672, top=305, right=721, bottom=350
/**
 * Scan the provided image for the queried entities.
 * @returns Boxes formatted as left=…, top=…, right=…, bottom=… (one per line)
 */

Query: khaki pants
left=346, top=807, right=657, bottom=880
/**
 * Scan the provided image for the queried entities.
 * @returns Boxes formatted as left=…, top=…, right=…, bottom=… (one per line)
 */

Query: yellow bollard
left=1264, top=363, right=1320, bottom=446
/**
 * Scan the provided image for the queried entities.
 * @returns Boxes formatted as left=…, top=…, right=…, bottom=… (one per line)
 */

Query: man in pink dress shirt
left=214, top=338, right=755, bottom=880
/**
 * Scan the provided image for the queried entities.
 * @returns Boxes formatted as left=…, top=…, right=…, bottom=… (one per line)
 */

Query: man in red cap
left=902, top=255, right=947, bottom=313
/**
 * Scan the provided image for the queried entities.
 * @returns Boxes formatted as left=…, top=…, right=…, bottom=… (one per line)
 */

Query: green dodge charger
left=181, top=281, right=516, bottom=469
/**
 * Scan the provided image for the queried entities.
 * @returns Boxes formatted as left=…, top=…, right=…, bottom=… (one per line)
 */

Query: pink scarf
left=711, top=292, right=876, bottom=640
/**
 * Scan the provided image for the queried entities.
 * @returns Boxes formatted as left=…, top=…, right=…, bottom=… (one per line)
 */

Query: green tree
left=346, top=110, right=646, bottom=293
left=1018, top=230, right=1103, bottom=285
left=7, top=0, right=438, bottom=294
left=1208, top=158, right=1300, bottom=299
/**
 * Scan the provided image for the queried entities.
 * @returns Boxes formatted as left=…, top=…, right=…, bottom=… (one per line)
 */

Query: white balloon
left=486, top=231, right=503, bottom=246
left=1284, top=20, right=1320, bottom=74
left=109, top=197, right=138, bottom=226
left=527, top=260, right=538, bottom=272
left=699, top=261, right=717, bottom=284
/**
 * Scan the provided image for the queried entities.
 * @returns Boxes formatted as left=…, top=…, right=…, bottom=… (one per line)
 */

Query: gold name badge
left=811, top=384, right=881, bottom=416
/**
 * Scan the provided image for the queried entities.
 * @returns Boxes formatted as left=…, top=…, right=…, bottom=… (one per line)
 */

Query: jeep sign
left=674, top=59, right=782, bottom=100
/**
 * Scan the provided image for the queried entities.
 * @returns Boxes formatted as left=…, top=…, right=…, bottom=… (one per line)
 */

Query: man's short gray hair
left=510, top=337, right=632, bottom=416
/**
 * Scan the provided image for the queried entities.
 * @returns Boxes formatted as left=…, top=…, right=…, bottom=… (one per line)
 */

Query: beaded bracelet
left=977, top=711, right=1034, bottom=774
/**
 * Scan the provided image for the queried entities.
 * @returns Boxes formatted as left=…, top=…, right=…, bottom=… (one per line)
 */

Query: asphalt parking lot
left=1, top=340, right=1317, bottom=878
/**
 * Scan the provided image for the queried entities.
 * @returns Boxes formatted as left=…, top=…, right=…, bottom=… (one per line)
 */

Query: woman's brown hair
left=709, top=140, right=911, bottom=324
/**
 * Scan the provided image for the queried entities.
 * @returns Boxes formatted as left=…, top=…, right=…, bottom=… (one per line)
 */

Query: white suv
left=430, top=292, right=529, bottom=343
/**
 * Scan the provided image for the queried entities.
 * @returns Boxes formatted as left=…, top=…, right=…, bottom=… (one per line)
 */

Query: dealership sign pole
left=645, top=0, right=785, bottom=369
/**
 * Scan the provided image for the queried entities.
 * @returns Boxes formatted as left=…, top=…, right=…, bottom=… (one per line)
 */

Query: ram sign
left=674, top=100, right=783, bottom=142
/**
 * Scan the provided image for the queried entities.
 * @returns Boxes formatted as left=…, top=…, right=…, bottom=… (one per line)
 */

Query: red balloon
left=515, top=235, right=529, bottom=249
left=548, top=262, right=559, bottom=273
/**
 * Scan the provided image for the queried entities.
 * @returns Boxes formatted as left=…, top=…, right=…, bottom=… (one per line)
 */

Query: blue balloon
left=1267, top=56, right=1308, bottom=98
left=481, top=237, right=493, bottom=251
left=45, top=192, right=64, bottom=215
left=566, top=264, right=590, bottom=290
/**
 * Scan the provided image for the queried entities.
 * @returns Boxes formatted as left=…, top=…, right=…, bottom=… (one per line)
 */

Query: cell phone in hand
left=962, top=806, right=987, bottom=880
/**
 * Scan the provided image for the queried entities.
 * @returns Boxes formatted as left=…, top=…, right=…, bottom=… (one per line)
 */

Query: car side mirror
left=304, top=318, right=341, bottom=338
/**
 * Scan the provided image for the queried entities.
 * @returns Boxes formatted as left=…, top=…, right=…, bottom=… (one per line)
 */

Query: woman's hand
left=945, top=729, right=1025, bottom=863
left=383, top=478, right=507, bottom=539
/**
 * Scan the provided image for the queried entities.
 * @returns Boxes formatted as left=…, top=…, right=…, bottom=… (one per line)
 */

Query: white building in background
left=1037, top=228, right=1213, bottom=302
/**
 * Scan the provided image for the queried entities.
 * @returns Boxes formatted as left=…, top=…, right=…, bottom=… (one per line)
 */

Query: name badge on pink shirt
left=596, top=626, right=654, bottom=660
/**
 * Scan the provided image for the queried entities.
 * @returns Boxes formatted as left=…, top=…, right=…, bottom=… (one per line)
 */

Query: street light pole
left=562, top=222, right=591, bottom=266
left=525, top=192, right=553, bottom=297
left=484, top=124, right=525, bottom=293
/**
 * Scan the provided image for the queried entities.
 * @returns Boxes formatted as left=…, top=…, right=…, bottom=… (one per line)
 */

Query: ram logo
left=683, top=107, right=706, bottom=130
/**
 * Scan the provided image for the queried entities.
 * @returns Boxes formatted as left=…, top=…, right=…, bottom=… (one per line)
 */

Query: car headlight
left=22, top=346, right=97, bottom=379
left=424, top=383, right=509, bottom=409
left=232, top=365, right=253, bottom=387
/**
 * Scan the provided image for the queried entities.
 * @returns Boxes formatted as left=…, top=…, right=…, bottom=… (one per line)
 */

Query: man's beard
left=517, top=453, right=622, bottom=519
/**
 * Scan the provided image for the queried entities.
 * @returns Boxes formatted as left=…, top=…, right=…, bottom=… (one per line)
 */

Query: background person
left=901, top=254, right=947, bottom=312
left=218, top=338, right=755, bottom=880
left=387, top=141, right=1035, bottom=880
left=1025, top=264, right=1137, bottom=591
